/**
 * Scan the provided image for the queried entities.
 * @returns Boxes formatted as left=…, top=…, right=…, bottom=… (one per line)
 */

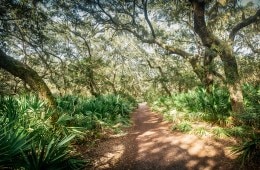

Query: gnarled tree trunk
left=190, top=0, right=245, bottom=114
left=0, top=49, right=57, bottom=108
left=218, top=42, right=244, bottom=114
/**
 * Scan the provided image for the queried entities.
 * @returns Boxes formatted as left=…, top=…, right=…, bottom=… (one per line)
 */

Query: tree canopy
left=0, top=0, right=259, bottom=113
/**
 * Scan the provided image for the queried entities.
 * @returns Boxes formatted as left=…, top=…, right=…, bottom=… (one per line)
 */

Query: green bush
left=239, top=84, right=260, bottom=128
left=22, top=135, right=84, bottom=170
left=0, top=95, right=85, bottom=169
left=57, top=94, right=137, bottom=130
left=231, top=134, right=260, bottom=166
left=153, top=86, right=231, bottom=125
left=0, top=122, right=31, bottom=169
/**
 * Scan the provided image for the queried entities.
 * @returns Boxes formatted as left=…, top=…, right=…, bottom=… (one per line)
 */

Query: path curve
left=86, top=103, right=239, bottom=170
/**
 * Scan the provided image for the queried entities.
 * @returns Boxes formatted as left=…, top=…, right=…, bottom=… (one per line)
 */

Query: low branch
left=0, top=49, right=56, bottom=108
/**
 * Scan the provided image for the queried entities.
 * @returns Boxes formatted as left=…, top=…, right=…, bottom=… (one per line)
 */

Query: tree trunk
left=190, top=0, right=244, bottom=114
left=203, top=48, right=215, bottom=92
left=189, top=56, right=204, bottom=83
left=0, top=49, right=57, bottom=108
left=218, top=42, right=244, bottom=114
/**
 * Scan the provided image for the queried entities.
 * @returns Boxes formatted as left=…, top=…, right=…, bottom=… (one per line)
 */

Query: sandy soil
left=81, top=103, right=243, bottom=170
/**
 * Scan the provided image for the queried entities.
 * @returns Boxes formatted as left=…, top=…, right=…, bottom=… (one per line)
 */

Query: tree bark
left=190, top=0, right=245, bottom=114
left=189, top=55, right=204, bottom=83
left=146, top=60, right=172, bottom=96
left=218, top=42, right=244, bottom=113
left=203, top=48, right=215, bottom=92
left=0, top=49, right=57, bottom=108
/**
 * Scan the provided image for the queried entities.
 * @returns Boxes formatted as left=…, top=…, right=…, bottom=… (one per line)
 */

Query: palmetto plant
left=0, top=94, right=136, bottom=169
left=0, top=95, right=85, bottom=169
left=22, top=135, right=85, bottom=170
left=0, top=122, right=31, bottom=169
left=231, top=134, right=260, bottom=166
left=169, top=86, right=231, bottom=125
left=57, top=94, right=136, bottom=130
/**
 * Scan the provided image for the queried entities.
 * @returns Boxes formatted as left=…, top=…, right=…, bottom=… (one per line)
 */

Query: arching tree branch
left=0, top=49, right=56, bottom=108
left=142, top=0, right=156, bottom=38
left=229, top=9, right=260, bottom=42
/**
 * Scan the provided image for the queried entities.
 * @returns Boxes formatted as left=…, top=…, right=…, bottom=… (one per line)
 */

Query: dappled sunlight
left=89, top=103, right=238, bottom=170
left=91, top=143, right=126, bottom=169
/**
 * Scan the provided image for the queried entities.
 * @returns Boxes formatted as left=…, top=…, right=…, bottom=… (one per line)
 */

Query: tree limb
left=229, top=9, right=260, bottom=41
left=0, top=48, right=56, bottom=107
left=142, top=0, right=156, bottom=38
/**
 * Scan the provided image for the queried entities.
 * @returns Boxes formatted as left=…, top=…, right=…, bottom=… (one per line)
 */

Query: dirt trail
left=84, top=103, right=239, bottom=170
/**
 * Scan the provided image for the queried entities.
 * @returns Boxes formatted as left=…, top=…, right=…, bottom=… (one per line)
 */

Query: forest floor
left=79, top=103, right=243, bottom=170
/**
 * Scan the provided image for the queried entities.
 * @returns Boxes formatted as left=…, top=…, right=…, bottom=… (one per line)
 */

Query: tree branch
left=154, top=39, right=192, bottom=58
left=142, top=0, right=156, bottom=38
left=0, top=48, right=56, bottom=107
left=96, top=0, right=118, bottom=26
left=229, top=9, right=260, bottom=41
left=146, top=59, right=171, bottom=96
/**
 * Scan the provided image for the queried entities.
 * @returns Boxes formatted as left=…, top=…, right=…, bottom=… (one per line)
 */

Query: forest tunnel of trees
left=0, top=0, right=259, bottom=169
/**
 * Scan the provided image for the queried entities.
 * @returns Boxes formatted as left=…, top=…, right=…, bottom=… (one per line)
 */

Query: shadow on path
left=87, top=103, right=239, bottom=170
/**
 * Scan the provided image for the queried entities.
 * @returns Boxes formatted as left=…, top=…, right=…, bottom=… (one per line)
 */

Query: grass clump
left=172, top=121, right=192, bottom=132
left=211, top=127, right=228, bottom=138
left=191, top=127, right=208, bottom=137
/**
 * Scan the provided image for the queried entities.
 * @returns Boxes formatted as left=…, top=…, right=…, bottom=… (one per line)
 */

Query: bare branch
left=229, top=9, right=260, bottom=42
left=96, top=0, right=118, bottom=26
left=142, top=0, right=156, bottom=38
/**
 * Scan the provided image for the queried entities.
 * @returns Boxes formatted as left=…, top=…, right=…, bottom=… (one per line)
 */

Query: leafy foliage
left=231, top=134, right=260, bottom=166
left=0, top=122, right=31, bottom=168
left=152, top=86, right=232, bottom=125
left=237, top=84, right=260, bottom=128
left=22, top=136, right=84, bottom=170
left=150, top=84, right=260, bottom=166
left=57, top=94, right=137, bottom=131
left=0, top=94, right=136, bottom=169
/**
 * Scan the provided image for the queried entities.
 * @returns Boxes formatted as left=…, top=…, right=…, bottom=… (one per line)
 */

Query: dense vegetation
left=0, top=94, right=137, bottom=169
left=0, top=0, right=259, bottom=168
left=150, top=83, right=260, bottom=166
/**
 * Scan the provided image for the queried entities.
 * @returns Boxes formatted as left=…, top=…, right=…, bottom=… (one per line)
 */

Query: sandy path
left=85, top=103, right=239, bottom=170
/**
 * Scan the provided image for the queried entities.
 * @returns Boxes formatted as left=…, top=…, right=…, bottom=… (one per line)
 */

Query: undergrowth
left=149, top=84, right=260, bottom=167
left=0, top=93, right=137, bottom=169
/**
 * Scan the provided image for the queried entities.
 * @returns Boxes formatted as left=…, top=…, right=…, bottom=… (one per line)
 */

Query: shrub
left=231, top=134, right=260, bottom=166
left=22, top=135, right=84, bottom=170
left=57, top=94, right=137, bottom=130
left=0, top=95, right=85, bottom=169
